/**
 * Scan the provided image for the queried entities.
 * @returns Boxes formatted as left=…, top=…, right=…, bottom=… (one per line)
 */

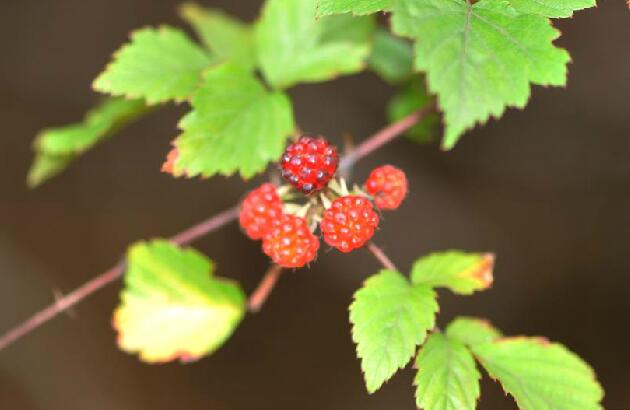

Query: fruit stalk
left=247, top=264, right=284, bottom=312
left=366, top=242, right=398, bottom=272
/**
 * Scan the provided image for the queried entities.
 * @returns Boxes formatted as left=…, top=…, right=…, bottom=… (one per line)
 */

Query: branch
left=247, top=264, right=283, bottom=312
left=339, top=102, right=435, bottom=172
left=0, top=106, right=431, bottom=352
left=0, top=205, right=240, bottom=352
left=366, top=242, right=398, bottom=272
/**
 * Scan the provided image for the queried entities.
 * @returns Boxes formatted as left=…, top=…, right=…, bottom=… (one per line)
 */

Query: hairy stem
left=0, top=205, right=239, bottom=352
left=366, top=242, right=398, bottom=272
left=247, top=264, right=284, bottom=312
left=0, top=107, right=431, bottom=352
left=0, top=261, right=126, bottom=352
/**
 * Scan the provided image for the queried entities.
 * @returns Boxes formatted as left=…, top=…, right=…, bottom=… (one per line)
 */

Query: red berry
left=239, top=183, right=283, bottom=240
left=280, top=135, right=338, bottom=194
left=365, top=165, right=408, bottom=210
left=321, top=195, right=379, bottom=253
left=262, top=214, right=320, bottom=268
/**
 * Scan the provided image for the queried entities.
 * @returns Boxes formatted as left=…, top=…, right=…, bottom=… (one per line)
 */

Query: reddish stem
left=0, top=261, right=126, bottom=352
left=339, top=103, right=435, bottom=172
left=170, top=206, right=240, bottom=246
left=247, top=264, right=284, bottom=312
left=0, top=205, right=240, bottom=352
left=366, top=242, right=398, bottom=272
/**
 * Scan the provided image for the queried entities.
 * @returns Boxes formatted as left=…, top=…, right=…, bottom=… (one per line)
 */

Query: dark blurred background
left=1, top=1, right=629, bottom=409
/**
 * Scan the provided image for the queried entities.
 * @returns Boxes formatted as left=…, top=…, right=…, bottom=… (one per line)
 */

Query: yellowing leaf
left=114, top=240, right=245, bottom=363
left=473, top=337, right=604, bottom=410
left=411, top=251, right=494, bottom=295
left=93, top=26, right=212, bottom=104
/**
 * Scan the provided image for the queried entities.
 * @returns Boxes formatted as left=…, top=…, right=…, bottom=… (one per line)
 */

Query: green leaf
left=350, top=270, right=438, bottom=393
left=114, top=240, right=246, bottom=363
left=415, top=332, right=480, bottom=410
left=392, top=0, right=570, bottom=149
left=410, top=251, right=494, bottom=295
left=28, top=97, right=149, bottom=187
left=179, top=2, right=256, bottom=70
left=255, top=0, right=374, bottom=89
left=317, top=0, right=392, bottom=16
left=93, top=26, right=212, bottom=104
left=173, top=63, right=295, bottom=178
left=507, top=0, right=596, bottom=18
left=368, top=29, right=414, bottom=84
left=473, top=337, right=604, bottom=410
left=446, top=317, right=502, bottom=347
left=27, top=154, right=73, bottom=188
left=387, top=77, right=437, bottom=143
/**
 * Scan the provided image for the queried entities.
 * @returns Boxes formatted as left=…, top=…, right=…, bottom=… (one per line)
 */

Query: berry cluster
left=238, top=136, right=408, bottom=268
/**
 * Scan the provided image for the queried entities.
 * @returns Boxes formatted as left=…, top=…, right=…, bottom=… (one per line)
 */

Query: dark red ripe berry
left=280, top=135, right=338, bottom=194
left=320, top=195, right=379, bottom=253
left=239, top=183, right=283, bottom=240
left=262, top=214, right=320, bottom=268
left=365, top=165, right=408, bottom=210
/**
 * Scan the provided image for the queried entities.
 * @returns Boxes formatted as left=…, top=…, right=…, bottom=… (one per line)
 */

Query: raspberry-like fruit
left=262, top=214, right=320, bottom=268
left=239, top=183, right=283, bottom=240
left=321, top=195, right=379, bottom=253
left=365, top=165, right=408, bottom=210
left=280, top=135, right=338, bottom=194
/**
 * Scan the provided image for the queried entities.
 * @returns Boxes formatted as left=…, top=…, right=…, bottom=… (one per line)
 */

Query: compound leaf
left=179, top=2, right=256, bottom=70
left=93, top=26, right=212, bottom=104
left=507, top=0, right=596, bottom=18
left=317, top=0, right=393, bottom=16
left=173, top=63, right=295, bottom=178
left=446, top=317, right=502, bottom=347
left=114, top=240, right=245, bottom=363
left=473, top=338, right=604, bottom=410
left=28, top=97, right=149, bottom=187
left=256, top=0, right=374, bottom=89
left=415, top=332, right=481, bottom=410
left=350, top=269, right=438, bottom=393
left=411, top=251, right=495, bottom=295
left=392, top=0, right=570, bottom=149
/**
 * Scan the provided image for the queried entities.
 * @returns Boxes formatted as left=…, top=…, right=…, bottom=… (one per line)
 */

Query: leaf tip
left=474, top=253, right=495, bottom=289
